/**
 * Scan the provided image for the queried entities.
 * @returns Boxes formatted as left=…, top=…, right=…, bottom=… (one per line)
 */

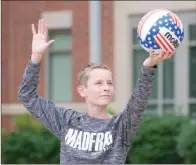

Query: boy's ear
left=77, top=85, right=86, bottom=97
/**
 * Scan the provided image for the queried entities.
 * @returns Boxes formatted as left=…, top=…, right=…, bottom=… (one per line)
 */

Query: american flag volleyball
left=137, top=9, right=184, bottom=54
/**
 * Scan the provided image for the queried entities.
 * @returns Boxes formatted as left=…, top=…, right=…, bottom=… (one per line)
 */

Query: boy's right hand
left=31, top=19, right=55, bottom=64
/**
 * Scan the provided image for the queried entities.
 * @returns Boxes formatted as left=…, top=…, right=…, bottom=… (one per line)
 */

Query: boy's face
left=78, top=68, right=114, bottom=107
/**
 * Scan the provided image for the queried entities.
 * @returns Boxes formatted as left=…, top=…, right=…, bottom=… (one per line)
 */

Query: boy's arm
left=17, top=19, right=76, bottom=138
left=18, top=60, right=76, bottom=138
left=121, top=65, right=156, bottom=140
left=121, top=49, right=174, bottom=145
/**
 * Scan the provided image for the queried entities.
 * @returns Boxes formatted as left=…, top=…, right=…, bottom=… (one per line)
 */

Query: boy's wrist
left=151, top=65, right=157, bottom=68
left=30, top=53, right=43, bottom=65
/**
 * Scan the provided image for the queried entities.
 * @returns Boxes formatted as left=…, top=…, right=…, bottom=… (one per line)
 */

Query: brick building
left=2, top=1, right=114, bottom=131
left=2, top=1, right=196, bottom=132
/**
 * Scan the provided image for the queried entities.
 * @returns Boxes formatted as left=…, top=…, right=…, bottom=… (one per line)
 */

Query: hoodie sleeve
left=18, top=61, right=77, bottom=138
left=120, top=65, right=157, bottom=147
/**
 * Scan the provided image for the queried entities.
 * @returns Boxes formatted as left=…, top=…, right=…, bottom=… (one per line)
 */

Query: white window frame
left=129, top=11, right=196, bottom=115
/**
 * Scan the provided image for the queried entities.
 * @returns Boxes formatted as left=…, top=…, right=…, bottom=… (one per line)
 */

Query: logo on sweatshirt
left=64, top=128, right=113, bottom=153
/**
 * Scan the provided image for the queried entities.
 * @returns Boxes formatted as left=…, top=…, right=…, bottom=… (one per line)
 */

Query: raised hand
left=31, top=19, right=54, bottom=64
left=143, top=49, right=174, bottom=67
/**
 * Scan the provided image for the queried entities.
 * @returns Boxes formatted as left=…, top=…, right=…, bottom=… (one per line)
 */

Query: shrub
left=177, top=121, right=196, bottom=163
left=126, top=113, right=189, bottom=164
left=13, top=113, right=44, bottom=130
left=2, top=114, right=60, bottom=164
left=2, top=126, right=60, bottom=164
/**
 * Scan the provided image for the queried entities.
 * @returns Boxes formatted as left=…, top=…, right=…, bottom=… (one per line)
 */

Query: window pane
left=48, top=53, right=72, bottom=102
left=49, top=30, right=72, bottom=51
left=146, top=104, right=157, bottom=111
left=143, top=104, right=157, bottom=115
left=132, top=49, right=158, bottom=99
left=163, top=104, right=174, bottom=112
left=132, top=28, right=138, bottom=45
left=189, top=103, right=196, bottom=119
left=189, top=24, right=196, bottom=41
left=132, top=49, right=147, bottom=85
left=189, top=46, right=196, bottom=98
left=163, top=55, right=174, bottom=99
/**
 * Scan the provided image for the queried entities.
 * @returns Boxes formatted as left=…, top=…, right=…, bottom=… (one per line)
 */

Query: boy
left=18, top=19, right=173, bottom=164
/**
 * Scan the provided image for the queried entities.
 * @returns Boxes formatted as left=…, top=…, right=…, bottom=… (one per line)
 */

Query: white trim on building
left=114, top=1, right=196, bottom=114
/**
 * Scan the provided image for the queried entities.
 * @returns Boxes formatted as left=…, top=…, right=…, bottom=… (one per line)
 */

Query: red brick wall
left=102, top=1, right=114, bottom=73
left=2, top=115, right=17, bottom=133
left=2, top=1, right=113, bottom=103
left=2, top=1, right=10, bottom=104
left=2, top=1, right=113, bottom=132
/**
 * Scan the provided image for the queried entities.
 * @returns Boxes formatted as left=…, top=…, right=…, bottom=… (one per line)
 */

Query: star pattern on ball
left=137, top=13, right=184, bottom=50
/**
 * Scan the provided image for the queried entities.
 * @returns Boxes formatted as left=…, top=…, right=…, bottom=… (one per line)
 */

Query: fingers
left=163, top=51, right=170, bottom=60
left=167, top=51, right=174, bottom=59
left=44, top=23, right=48, bottom=41
left=38, top=19, right=41, bottom=33
left=149, top=48, right=153, bottom=57
left=158, top=49, right=165, bottom=58
left=37, top=19, right=46, bottom=34
left=38, top=19, right=45, bottom=34
left=158, top=50, right=174, bottom=61
left=43, top=21, right=47, bottom=35
left=32, top=24, right=36, bottom=35
left=150, top=48, right=165, bottom=58
left=46, top=40, right=55, bottom=48
left=149, top=48, right=158, bottom=58
left=40, top=19, right=44, bottom=34
left=35, top=19, right=48, bottom=37
left=163, top=51, right=174, bottom=60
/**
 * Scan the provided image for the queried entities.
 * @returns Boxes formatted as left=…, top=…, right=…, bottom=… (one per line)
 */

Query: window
left=188, top=24, right=196, bottom=119
left=131, top=27, right=174, bottom=113
left=47, top=30, right=72, bottom=102
left=130, top=11, right=196, bottom=117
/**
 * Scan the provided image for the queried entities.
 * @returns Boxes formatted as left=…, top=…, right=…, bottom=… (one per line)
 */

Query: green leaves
left=177, top=122, right=196, bottom=163
left=126, top=113, right=193, bottom=164
left=2, top=128, right=60, bottom=164
left=13, top=113, right=43, bottom=131
left=2, top=114, right=60, bottom=164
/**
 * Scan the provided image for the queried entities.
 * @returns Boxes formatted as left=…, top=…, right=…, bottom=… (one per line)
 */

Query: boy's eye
left=107, top=81, right=113, bottom=85
left=96, top=81, right=102, bottom=85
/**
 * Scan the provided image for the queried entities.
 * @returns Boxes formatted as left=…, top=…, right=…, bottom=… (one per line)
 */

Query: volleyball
left=137, top=9, right=184, bottom=54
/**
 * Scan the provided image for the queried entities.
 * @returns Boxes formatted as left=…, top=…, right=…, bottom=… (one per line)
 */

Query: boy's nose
left=103, top=85, right=110, bottom=91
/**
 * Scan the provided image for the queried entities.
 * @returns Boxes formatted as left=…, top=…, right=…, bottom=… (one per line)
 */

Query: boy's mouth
left=100, top=95, right=111, bottom=98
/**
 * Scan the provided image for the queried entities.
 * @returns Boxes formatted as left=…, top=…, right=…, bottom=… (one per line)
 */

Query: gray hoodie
left=18, top=61, right=156, bottom=164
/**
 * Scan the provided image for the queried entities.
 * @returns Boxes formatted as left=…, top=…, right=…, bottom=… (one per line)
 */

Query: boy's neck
left=87, top=104, right=112, bottom=119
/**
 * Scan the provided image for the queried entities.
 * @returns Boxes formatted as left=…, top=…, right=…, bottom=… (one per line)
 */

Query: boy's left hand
left=143, top=49, right=174, bottom=67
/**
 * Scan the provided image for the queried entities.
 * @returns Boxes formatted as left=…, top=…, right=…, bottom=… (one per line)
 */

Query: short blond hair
left=77, top=63, right=110, bottom=86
